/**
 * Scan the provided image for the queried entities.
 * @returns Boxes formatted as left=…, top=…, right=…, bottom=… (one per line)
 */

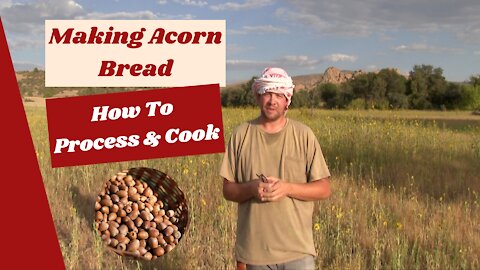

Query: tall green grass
left=25, top=107, right=479, bottom=269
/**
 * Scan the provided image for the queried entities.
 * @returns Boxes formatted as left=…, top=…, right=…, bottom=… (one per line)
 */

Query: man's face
left=256, top=92, right=288, bottom=121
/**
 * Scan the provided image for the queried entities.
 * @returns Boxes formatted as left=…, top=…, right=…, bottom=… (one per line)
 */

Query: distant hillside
left=17, top=66, right=406, bottom=98
left=228, top=66, right=406, bottom=91
left=16, top=69, right=151, bottom=98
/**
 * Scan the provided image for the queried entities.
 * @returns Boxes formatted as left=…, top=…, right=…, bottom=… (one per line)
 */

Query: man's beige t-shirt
left=220, top=118, right=330, bottom=265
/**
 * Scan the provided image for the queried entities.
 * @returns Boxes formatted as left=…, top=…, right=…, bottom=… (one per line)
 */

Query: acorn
left=136, top=184, right=145, bottom=194
left=108, top=212, right=117, bottom=221
left=127, top=231, right=137, bottom=241
left=138, top=230, right=149, bottom=240
left=138, top=246, right=147, bottom=256
left=95, top=211, right=104, bottom=222
left=140, top=210, right=153, bottom=221
left=110, top=194, right=120, bottom=204
left=110, top=204, right=119, bottom=213
left=99, top=221, right=109, bottom=232
left=132, top=203, right=139, bottom=212
left=101, top=206, right=110, bottom=214
left=117, top=243, right=127, bottom=251
left=109, top=184, right=119, bottom=194
left=117, top=209, right=126, bottom=218
left=166, top=210, right=175, bottom=218
left=115, top=234, right=130, bottom=245
left=147, top=195, right=158, bottom=204
left=164, top=226, right=174, bottom=236
left=173, top=231, right=181, bottom=239
left=125, top=219, right=135, bottom=231
left=128, top=209, right=139, bottom=220
left=134, top=217, right=143, bottom=227
left=109, top=238, right=119, bottom=248
left=125, top=175, right=135, bottom=186
left=143, top=252, right=153, bottom=260
left=157, top=236, right=167, bottom=247
left=129, top=193, right=140, bottom=202
left=108, top=226, right=119, bottom=238
left=153, top=247, right=165, bottom=257
left=165, top=244, right=174, bottom=253
left=165, top=235, right=175, bottom=244
left=148, top=228, right=160, bottom=238
left=145, top=202, right=153, bottom=213
left=95, top=201, right=101, bottom=211
left=116, top=190, right=127, bottom=198
left=148, top=237, right=159, bottom=249
left=144, top=187, right=153, bottom=197
left=117, top=173, right=126, bottom=181
left=128, top=187, right=137, bottom=196
left=118, top=224, right=128, bottom=236
left=127, top=239, right=140, bottom=252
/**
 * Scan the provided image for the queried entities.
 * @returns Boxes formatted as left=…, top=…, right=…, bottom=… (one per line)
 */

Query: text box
left=46, top=84, right=224, bottom=167
left=45, top=20, right=225, bottom=87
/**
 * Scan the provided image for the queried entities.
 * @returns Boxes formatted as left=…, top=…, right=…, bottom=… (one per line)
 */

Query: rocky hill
left=293, top=67, right=365, bottom=91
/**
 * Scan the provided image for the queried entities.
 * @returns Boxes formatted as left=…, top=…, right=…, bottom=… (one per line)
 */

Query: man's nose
left=267, top=93, right=275, bottom=103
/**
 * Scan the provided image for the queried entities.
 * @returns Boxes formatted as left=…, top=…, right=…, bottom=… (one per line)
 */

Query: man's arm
left=223, top=178, right=268, bottom=203
left=262, top=177, right=331, bottom=202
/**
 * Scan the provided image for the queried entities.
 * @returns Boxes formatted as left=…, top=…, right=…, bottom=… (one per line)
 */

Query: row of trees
left=221, top=65, right=480, bottom=110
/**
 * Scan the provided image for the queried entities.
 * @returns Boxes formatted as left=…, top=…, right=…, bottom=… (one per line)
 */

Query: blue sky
left=1, top=0, right=479, bottom=84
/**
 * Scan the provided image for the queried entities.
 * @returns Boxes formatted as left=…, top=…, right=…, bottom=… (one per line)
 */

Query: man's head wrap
left=251, top=67, right=295, bottom=107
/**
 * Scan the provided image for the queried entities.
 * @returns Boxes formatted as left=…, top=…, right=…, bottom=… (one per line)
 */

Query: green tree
left=377, top=69, right=408, bottom=109
left=407, top=65, right=448, bottom=109
left=320, top=83, right=339, bottom=109
left=349, top=73, right=379, bottom=109
left=290, top=90, right=310, bottom=108
left=221, top=77, right=257, bottom=107
left=470, top=74, right=480, bottom=87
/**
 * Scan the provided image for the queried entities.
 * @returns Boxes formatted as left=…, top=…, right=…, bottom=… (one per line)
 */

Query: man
left=220, top=67, right=331, bottom=270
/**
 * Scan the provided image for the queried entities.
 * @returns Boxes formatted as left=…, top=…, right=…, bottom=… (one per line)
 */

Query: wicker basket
left=107, top=167, right=189, bottom=259
left=127, top=167, right=189, bottom=236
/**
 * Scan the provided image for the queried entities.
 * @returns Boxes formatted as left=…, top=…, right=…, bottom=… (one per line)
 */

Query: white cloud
left=276, top=55, right=319, bottom=68
left=0, top=0, right=12, bottom=9
left=211, top=0, right=274, bottom=11
left=78, top=11, right=158, bottom=20
left=0, top=0, right=84, bottom=34
left=158, top=0, right=168, bottom=4
left=392, top=43, right=463, bottom=53
left=227, top=59, right=273, bottom=67
left=7, top=36, right=43, bottom=51
left=228, top=55, right=320, bottom=71
left=79, top=11, right=195, bottom=20
left=229, top=25, right=288, bottom=35
left=173, top=0, right=207, bottom=7
left=227, top=43, right=255, bottom=54
left=159, top=13, right=196, bottom=19
left=324, top=54, right=358, bottom=62
left=281, top=0, right=480, bottom=41
left=365, top=65, right=378, bottom=72
left=0, top=0, right=196, bottom=51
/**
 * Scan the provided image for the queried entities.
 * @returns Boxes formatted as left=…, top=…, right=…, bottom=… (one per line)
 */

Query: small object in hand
left=256, top=173, right=267, bottom=183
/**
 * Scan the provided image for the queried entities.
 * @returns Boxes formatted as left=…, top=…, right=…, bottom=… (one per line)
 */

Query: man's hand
left=261, top=177, right=291, bottom=202
left=223, top=178, right=270, bottom=203
left=261, top=176, right=331, bottom=202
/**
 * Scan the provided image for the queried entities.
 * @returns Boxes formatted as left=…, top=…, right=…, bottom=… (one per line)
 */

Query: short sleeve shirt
left=220, top=118, right=330, bottom=265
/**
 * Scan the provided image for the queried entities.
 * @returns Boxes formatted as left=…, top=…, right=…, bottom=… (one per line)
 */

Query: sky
left=0, top=0, right=479, bottom=84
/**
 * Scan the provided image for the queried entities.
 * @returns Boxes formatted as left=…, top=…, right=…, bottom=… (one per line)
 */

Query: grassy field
left=25, top=106, right=480, bottom=270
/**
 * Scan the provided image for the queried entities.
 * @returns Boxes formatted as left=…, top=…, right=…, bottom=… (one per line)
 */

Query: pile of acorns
left=95, top=170, right=182, bottom=260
